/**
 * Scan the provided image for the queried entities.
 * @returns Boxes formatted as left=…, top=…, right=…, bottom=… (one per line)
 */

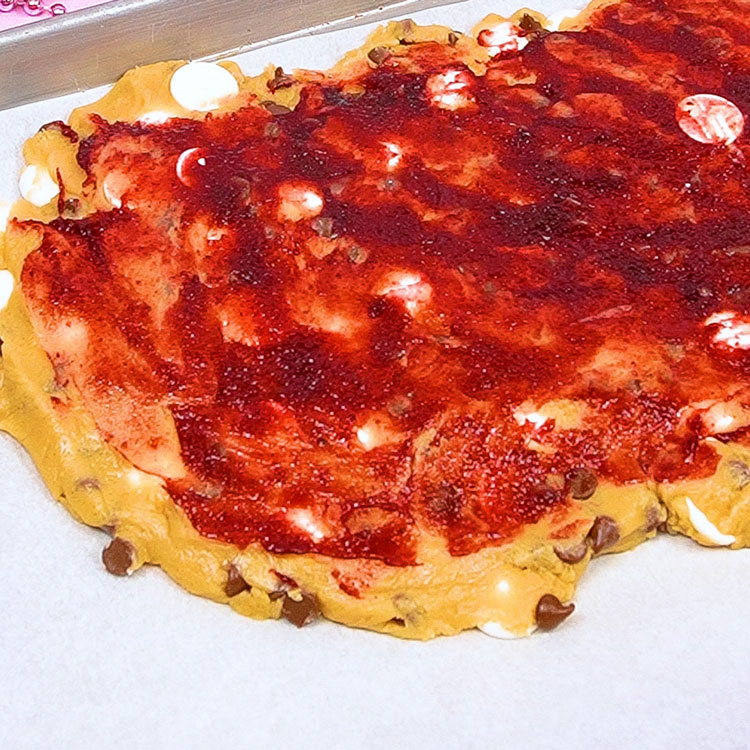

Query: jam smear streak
left=20, top=0, right=750, bottom=565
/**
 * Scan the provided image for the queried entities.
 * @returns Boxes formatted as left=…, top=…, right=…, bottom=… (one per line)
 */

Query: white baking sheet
left=1, top=2, right=749, bottom=747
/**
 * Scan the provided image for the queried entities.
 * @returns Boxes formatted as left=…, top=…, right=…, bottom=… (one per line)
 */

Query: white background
left=1, top=1, right=749, bottom=748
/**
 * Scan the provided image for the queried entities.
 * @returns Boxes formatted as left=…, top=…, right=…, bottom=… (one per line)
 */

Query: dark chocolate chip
left=627, top=378, right=643, bottom=395
left=426, top=482, right=463, bottom=520
left=544, top=473, right=566, bottom=491
left=665, top=342, right=685, bottom=361
left=379, top=177, right=399, bottom=192
left=102, top=537, right=134, bottom=577
left=392, top=593, right=424, bottom=625
left=267, top=66, right=294, bottom=92
left=727, top=459, right=750, bottom=490
left=518, top=12, right=543, bottom=32
left=553, top=541, right=588, bottom=564
left=387, top=395, right=411, bottom=417
left=224, top=565, right=250, bottom=597
left=311, top=216, right=334, bottom=238
left=570, top=468, right=598, bottom=499
left=76, top=477, right=101, bottom=490
left=645, top=505, right=663, bottom=532
left=281, top=590, right=320, bottom=628
left=300, top=117, right=322, bottom=134
left=260, top=100, right=291, bottom=116
left=368, top=46, right=391, bottom=65
left=39, top=120, right=79, bottom=142
left=195, top=481, right=224, bottom=500
left=587, top=515, right=620, bottom=553
left=229, top=175, right=252, bottom=204
left=60, top=197, right=80, bottom=217
left=348, top=245, right=368, bottom=264
left=329, top=179, right=348, bottom=196
left=535, top=593, right=575, bottom=630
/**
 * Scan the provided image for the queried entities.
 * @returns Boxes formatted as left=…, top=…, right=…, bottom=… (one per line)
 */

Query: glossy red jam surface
left=21, top=0, right=750, bottom=564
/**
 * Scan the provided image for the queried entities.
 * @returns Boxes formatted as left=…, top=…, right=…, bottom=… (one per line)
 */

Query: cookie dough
left=2, top=0, right=749, bottom=639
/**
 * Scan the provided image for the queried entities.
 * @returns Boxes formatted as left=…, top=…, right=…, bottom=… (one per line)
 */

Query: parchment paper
left=1, top=2, right=748, bottom=747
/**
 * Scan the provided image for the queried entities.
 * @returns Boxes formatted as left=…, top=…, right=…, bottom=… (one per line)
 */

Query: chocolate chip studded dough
left=4, top=0, right=750, bottom=640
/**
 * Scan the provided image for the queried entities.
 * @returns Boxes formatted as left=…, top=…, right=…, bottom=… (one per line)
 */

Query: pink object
left=0, top=0, right=110, bottom=30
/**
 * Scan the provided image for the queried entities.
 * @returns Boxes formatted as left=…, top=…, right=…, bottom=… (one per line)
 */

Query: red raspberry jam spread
left=20, top=0, right=750, bottom=563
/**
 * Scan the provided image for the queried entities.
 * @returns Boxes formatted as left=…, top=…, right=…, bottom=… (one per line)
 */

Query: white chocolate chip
left=383, top=141, right=403, bottom=170
left=704, top=310, right=750, bottom=349
left=126, top=468, right=147, bottom=486
left=176, top=148, right=207, bottom=186
left=139, top=110, right=174, bottom=125
left=0, top=269, right=14, bottom=310
left=277, top=183, right=323, bottom=222
left=427, top=69, right=475, bottom=110
left=355, top=414, right=402, bottom=450
left=477, top=22, right=528, bottom=54
left=478, top=622, right=537, bottom=639
left=376, top=271, right=432, bottom=315
left=676, top=94, right=744, bottom=145
left=102, top=173, right=124, bottom=209
left=513, top=406, right=548, bottom=428
left=356, top=424, right=377, bottom=450
left=699, top=399, right=750, bottom=435
left=685, top=498, right=736, bottom=546
left=0, top=200, right=11, bottom=232
left=545, top=8, right=584, bottom=30
left=170, top=62, right=239, bottom=112
left=19, top=165, right=59, bottom=206
left=704, top=311, right=735, bottom=325
left=287, top=508, right=326, bottom=541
